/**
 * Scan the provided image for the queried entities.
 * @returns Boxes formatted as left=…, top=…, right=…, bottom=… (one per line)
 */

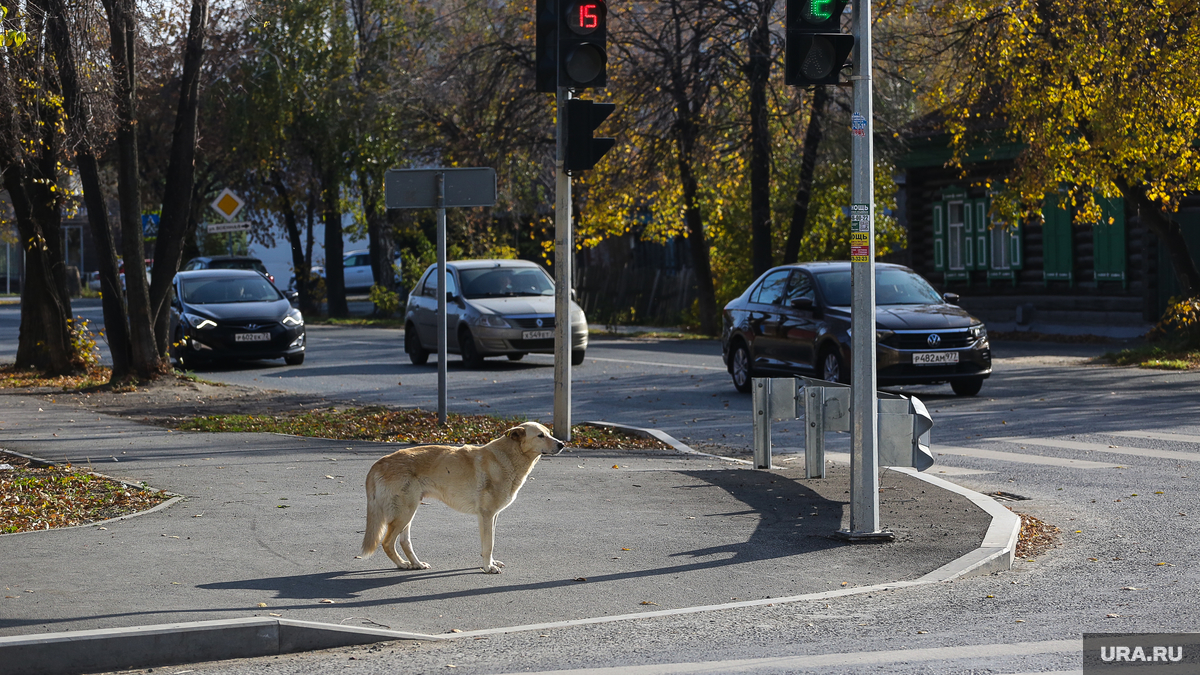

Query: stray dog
left=360, top=421, right=564, bottom=573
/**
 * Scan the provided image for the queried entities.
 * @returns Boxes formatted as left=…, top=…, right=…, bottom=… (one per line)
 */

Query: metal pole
left=553, top=86, right=573, bottom=441
left=436, top=172, right=448, bottom=425
left=841, top=0, right=892, bottom=541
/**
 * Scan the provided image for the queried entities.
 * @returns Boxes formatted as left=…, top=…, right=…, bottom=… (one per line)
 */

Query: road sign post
left=840, top=0, right=893, bottom=542
left=385, top=168, right=497, bottom=425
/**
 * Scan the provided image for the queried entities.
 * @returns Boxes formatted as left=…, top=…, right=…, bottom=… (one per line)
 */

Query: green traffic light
left=806, top=0, right=833, bottom=22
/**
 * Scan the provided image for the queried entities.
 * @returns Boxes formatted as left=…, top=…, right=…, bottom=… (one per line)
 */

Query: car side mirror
left=943, top=292, right=960, bottom=305
left=570, top=288, right=577, bottom=301
left=789, top=297, right=814, bottom=310
left=447, top=291, right=460, bottom=304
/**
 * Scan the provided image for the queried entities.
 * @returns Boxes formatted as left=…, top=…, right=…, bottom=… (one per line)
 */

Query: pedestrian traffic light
left=558, top=0, right=607, bottom=89
left=785, top=0, right=853, bottom=86
left=565, top=99, right=615, bottom=173
left=535, top=0, right=558, bottom=93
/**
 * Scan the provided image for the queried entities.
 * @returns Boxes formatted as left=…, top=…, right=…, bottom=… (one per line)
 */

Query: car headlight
left=475, top=314, right=511, bottom=328
left=571, top=307, right=586, bottom=324
left=283, top=309, right=304, bottom=327
left=969, top=323, right=987, bottom=340
left=185, top=314, right=217, bottom=330
left=876, top=329, right=894, bottom=342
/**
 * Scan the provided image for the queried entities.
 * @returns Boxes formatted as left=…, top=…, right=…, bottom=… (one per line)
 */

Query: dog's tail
left=360, top=469, right=385, bottom=559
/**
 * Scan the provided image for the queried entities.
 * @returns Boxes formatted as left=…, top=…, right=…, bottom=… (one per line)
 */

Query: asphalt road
left=4, top=300, right=1200, bottom=674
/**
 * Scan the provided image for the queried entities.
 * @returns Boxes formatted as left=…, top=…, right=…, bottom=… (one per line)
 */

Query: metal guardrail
left=752, top=376, right=934, bottom=473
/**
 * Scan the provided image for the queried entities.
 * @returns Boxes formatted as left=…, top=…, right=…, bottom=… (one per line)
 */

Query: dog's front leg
left=478, top=512, right=504, bottom=573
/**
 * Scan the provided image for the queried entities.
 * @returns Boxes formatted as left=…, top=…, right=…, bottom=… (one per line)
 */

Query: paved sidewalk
left=0, top=392, right=1000, bottom=673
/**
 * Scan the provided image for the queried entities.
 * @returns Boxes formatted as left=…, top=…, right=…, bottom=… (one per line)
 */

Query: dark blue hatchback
left=170, top=269, right=306, bottom=368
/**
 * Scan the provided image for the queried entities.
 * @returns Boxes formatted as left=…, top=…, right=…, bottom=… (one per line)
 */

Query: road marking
left=933, top=445, right=1120, bottom=469
left=999, top=437, right=1200, bottom=463
left=493, top=640, right=1079, bottom=675
left=528, top=353, right=727, bottom=371
left=1107, top=429, right=1200, bottom=444
left=813, top=452, right=995, bottom=476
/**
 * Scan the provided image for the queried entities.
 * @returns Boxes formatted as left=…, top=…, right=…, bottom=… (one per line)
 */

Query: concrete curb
left=0, top=618, right=438, bottom=675
left=0, top=425, right=1022, bottom=675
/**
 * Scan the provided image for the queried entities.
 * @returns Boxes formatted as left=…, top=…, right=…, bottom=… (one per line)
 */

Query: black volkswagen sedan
left=170, top=269, right=306, bottom=368
left=721, top=262, right=991, bottom=396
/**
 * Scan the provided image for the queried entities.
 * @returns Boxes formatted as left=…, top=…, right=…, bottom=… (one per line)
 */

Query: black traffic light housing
left=558, top=0, right=607, bottom=89
left=535, top=0, right=558, bottom=93
left=785, top=0, right=853, bottom=86
left=565, top=99, right=615, bottom=173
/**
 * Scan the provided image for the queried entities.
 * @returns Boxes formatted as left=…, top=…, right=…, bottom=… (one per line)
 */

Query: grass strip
left=175, top=406, right=669, bottom=449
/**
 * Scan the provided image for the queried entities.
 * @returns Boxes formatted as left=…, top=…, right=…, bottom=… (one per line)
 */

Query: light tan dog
left=360, top=421, right=564, bottom=573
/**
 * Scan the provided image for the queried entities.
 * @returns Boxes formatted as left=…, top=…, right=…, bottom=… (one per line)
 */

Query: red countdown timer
left=567, top=1, right=605, bottom=36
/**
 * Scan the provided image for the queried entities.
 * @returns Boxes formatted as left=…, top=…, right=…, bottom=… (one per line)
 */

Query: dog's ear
left=508, top=426, right=527, bottom=441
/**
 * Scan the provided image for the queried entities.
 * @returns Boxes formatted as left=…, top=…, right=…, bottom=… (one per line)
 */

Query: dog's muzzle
left=545, top=440, right=566, bottom=455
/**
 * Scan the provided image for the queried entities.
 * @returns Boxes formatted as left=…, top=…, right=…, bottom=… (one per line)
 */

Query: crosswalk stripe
left=999, top=437, right=1200, bottom=463
left=932, top=445, right=1119, bottom=469
left=1107, top=429, right=1200, bottom=445
left=493, top=639, right=1080, bottom=675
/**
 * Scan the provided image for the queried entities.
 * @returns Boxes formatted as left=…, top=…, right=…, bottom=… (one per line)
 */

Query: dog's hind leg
left=382, top=500, right=430, bottom=570
left=478, top=512, right=504, bottom=574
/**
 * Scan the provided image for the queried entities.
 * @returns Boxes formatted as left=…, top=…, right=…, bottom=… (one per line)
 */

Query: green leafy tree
left=930, top=0, right=1200, bottom=296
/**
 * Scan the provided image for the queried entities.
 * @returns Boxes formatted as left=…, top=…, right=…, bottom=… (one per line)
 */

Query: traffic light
left=535, top=0, right=557, bottom=93
left=785, top=0, right=853, bottom=86
left=565, top=99, right=615, bottom=173
left=558, top=0, right=607, bottom=89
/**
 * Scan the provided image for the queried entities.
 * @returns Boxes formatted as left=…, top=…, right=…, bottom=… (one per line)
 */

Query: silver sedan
left=404, top=259, right=588, bottom=367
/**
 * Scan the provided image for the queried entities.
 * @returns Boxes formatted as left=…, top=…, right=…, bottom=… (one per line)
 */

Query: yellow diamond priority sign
left=210, top=188, right=245, bottom=221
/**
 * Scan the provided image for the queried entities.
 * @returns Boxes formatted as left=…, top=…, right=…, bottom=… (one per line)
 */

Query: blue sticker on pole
left=852, top=112, right=867, bottom=137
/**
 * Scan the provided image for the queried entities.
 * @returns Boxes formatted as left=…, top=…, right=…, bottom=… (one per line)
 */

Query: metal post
left=840, top=0, right=892, bottom=541
left=436, top=172, right=448, bottom=426
left=553, top=86, right=573, bottom=441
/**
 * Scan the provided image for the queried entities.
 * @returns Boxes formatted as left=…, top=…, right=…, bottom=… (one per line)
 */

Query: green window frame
left=935, top=187, right=969, bottom=281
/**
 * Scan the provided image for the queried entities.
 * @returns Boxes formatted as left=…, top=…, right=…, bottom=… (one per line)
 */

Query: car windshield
left=181, top=276, right=282, bottom=304
left=211, top=259, right=266, bottom=273
left=814, top=268, right=944, bottom=307
left=459, top=266, right=555, bottom=299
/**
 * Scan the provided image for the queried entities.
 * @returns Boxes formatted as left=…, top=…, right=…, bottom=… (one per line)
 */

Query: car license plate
left=235, top=332, right=271, bottom=342
left=522, top=330, right=553, bottom=340
left=912, top=351, right=958, bottom=365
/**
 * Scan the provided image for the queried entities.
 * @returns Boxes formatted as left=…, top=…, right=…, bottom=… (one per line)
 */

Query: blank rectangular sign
left=385, top=168, right=497, bottom=209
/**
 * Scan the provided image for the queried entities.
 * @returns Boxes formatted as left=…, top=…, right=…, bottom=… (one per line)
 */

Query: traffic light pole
left=840, top=0, right=892, bottom=541
left=553, top=86, right=573, bottom=441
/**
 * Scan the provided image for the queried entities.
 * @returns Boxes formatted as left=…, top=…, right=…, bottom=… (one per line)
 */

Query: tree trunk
left=747, top=1, right=774, bottom=278
left=102, top=0, right=161, bottom=379
left=360, top=170, right=397, bottom=314
left=1115, top=178, right=1200, bottom=298
left=151, top=0, right=209, bottom=359
left=784, top=87, right=828, bottom=265
left=323, top=168, right=348, bottom=318
left=5, top=168, right=80, bottom=375
left=43, top=0, right=132, bottom=378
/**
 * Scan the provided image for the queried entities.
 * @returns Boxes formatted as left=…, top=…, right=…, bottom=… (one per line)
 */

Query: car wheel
left=820, top=347, right=846, bottom=384
left=507, top=353, right=525, bottom=361
left=284, top=353, right=305, bottom=366
left=730, top=343, right=753, bottom=393
left=571, top=349, right=585, bottom=366
left=405, top=324, right=429, bottom=365
left=459, top=328, right=484, bottom=368
left=951, top=377, right=984, bottom=397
